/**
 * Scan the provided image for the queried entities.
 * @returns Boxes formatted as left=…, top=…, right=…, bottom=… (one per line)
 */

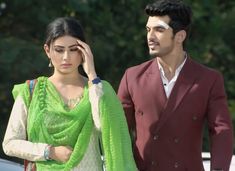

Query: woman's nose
left=62, top=51, right=69, bottom=60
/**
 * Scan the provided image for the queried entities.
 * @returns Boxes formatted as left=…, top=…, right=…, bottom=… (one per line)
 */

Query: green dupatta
left=12, top=76, right=137, bottom=171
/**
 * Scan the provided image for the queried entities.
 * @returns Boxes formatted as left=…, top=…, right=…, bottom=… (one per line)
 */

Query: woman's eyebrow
left=53, top=45, right=64, bottom=48
left=53, top=44, right=77, bottom=48
left=68, top=44, right=78, bottom=48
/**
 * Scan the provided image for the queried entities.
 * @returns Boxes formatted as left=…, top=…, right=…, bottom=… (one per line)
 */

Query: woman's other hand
left=50, top=146, right=73, bottom=163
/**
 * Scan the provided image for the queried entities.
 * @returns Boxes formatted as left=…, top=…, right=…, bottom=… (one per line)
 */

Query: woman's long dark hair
left=45, top=17, right=87, bottom=76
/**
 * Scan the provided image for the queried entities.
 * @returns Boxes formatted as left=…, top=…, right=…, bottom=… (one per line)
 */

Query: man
left=117, top=0, right=233, bottom=171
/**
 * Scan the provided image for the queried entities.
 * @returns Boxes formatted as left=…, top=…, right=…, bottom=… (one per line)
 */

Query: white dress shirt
left=157, top=57, right=187, bottom=98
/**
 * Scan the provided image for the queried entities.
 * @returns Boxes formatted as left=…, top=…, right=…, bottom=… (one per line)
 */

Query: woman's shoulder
left=101, top=80, right=113, bottom=90
left=12, top=82, right=29, bottom=100
left=101, top=79, right=110, bottom=86
left=12, top=76, right=47, bottom=99
left=100, top=80, right=118, bottom=96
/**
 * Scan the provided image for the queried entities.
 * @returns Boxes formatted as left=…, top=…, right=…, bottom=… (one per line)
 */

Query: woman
left=2, top=17, right=137, bottom=171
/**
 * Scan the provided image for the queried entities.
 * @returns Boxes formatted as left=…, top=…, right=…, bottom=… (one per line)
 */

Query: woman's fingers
left=76, top=40, right=94, bottom=62
left=50, top=146, right=73, bottom=163
left=76, top=40, right=89, bottom=51
left=77, top=46, right=86, bottom=62
left=76, top=39, right=96, bottom=79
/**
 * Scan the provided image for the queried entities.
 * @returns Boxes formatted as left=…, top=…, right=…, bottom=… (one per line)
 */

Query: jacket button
left=174, top=162, right=179, bottom=168
left=174, top=138, right=179, bottom=143
left=139, top=111, right=143, bottom=115
left=153, top=135, right=159, bottom=140
left=151, top=161, right=155, bottom=166
left=192, top=116, right=198, bottom=121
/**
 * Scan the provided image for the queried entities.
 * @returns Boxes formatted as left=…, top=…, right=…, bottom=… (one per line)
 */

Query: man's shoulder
left=190, top=58, right=220, bottom=74
left=125, top=59, right=155, bottom=75
left=188, top=58, right=223, bottom=80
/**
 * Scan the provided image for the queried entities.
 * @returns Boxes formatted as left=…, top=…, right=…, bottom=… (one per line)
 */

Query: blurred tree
left=0, top=0, right=234, bottom=162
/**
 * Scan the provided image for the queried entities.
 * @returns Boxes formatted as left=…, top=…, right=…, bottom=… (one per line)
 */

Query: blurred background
left=0, top=0, right=234, bottom=164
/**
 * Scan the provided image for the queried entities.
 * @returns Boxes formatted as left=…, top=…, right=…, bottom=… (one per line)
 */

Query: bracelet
left=44, top=145, right=52, bottom=160
left=88, top=77, right=101, bottom=87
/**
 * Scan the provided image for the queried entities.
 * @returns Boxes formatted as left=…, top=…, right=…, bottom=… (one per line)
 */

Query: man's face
left=146, top=16, right=175, bottom=57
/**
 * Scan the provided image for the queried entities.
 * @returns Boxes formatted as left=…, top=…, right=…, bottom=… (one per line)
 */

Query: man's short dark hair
left=145, top=0, right=192, bottom=36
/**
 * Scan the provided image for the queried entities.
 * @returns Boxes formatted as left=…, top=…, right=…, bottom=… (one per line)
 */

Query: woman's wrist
left=87, top=73, right=97, bottom=81
left=44, top=145, right=52, bottom=160
left=88, top=77, right=101, bottom=87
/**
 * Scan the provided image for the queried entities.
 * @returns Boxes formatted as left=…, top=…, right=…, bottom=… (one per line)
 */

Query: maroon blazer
left=118, top=57, right=233, bottom=171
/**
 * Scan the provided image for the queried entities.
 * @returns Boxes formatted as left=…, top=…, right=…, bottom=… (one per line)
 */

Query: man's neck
left=157, top=50, right=186, bottom=81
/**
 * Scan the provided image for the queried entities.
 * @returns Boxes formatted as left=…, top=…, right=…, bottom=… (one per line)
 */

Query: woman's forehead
left=53, top=35, right=78, bottom=47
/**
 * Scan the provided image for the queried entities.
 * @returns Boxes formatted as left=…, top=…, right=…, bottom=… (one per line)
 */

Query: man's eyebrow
left=147, top=21, right=170, bottom=30
left=146, top=25, right=168, bottom=31
left=154, top=25, right=167, bottom=28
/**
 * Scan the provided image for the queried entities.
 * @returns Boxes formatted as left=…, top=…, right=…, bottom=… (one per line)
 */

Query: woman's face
left=44, top=35, right=83, bottom=75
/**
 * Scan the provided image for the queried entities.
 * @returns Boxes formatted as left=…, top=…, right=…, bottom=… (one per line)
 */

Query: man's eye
left=156, top=27, right=165, bottom=32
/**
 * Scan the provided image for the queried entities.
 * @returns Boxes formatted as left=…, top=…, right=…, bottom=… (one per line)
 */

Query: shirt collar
left=157, top=53, right=187, bottom=79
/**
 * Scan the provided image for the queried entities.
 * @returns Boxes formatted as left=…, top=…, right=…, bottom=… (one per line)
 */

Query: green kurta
left=13, top=76, right=137, bottom=171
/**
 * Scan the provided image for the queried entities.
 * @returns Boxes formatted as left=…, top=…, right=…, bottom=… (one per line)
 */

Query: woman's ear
left=175, top=30, right=186, bottom=43
left=44, top=44, right=50, bottom=59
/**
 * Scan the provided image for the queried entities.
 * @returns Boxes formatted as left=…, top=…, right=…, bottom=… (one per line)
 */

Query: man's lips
left=148, top=41, right=159, bottom=46
left=148, top=42, right=159, bottom=49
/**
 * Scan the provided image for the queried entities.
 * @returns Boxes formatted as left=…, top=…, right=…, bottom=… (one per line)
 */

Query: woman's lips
left=61, top=64, right=72, bottom=67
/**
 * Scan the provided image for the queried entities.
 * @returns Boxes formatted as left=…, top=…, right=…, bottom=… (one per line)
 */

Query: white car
left=0, top=158, right=23, bottom=171
left=202, top=152, right=235, bottom=171
left=1, top=154, right=234, bottom=171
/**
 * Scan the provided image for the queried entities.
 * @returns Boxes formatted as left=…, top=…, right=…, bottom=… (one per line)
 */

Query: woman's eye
left=70, top=48, right=78, bottom=52
left=55, top=49, right=64, bottom=53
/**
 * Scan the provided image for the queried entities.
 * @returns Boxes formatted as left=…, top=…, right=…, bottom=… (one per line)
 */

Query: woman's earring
left=48, top=59, right=53, bottom=67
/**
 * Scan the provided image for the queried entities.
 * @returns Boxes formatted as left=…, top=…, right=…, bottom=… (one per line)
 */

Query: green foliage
left=68, top=0, right=148, bottom=86
left=0, top=0, right=234, bottom=161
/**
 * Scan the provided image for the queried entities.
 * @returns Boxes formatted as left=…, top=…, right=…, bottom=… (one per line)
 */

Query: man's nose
left=147, top=30, right=156, bottom=40
left=147, top=30, right=158, bottom=41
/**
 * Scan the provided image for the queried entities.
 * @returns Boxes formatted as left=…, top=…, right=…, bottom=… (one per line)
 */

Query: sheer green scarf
left=13, top=76, right=137, bottom=171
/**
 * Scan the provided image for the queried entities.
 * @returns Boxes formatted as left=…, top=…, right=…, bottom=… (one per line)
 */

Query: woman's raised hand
left=76, top=40, right=97, bottom=80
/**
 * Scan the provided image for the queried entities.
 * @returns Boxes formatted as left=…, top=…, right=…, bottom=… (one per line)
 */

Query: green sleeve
left=99, top=80, right=137, bottom=171
left=12, top=82, right=30, bottom=107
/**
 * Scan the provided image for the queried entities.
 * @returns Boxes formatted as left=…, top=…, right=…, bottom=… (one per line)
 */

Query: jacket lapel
left=153, top=58, right=198, bottom=133
left=146, top=59, right=167, bottom=115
